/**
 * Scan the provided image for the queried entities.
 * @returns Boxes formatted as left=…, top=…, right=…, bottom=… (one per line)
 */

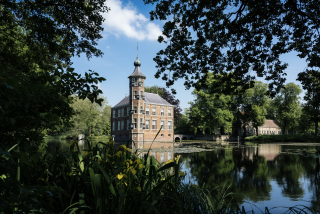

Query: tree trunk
left=256, top=127, right=259, bottom=136
left=282, top=121, right=286, bottom=135
left=243, top=125, right=247, bottom=138
left=89, top=126, right=92, bottom=137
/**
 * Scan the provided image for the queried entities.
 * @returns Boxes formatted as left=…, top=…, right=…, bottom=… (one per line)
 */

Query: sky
left=70, top=0, right=309, bottom=111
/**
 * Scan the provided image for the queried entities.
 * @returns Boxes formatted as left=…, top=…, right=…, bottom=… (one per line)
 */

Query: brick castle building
left=111, top=53, right=174, bottom=142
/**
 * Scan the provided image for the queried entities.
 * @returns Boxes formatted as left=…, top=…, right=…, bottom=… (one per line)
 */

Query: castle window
left=141, top=91, right=143, bottom=96
left=146, top=107, right=150, bottom=115
left=152, top=107, right=156, bottom=115
left=118, top=109, right=121, bottom=117
left=127, top=120, right=129, bottom=130
left=140, top=106, right=143, bottom=114
left=127, top=107, right=130, bottom=115
left=133, top=118, right=137, bottom=129
left=112, top=121, right=115, bottom=131
left=161, top=120, right=165, bottom=130
left=168, top=109, right=172, bottom=117
left=152, top=120, right=157, bottom=130
left=118, top=121, right=120, bottom=131
left=121, top=121, right=124, bottom=130
left=113, top=110, right=115, bottom=118
left=121, top=108, right=124, bottom=117
left=168, top=121, right=172, bottom=130
left=134, top=106, right=137, bottom=114
left=134, top=77, right=138, bottom=86
left=161, top=108, right=164, bottom=116
left=146, top=120, right=150, bottom=129
left=140, top=118, right=143, bottom=130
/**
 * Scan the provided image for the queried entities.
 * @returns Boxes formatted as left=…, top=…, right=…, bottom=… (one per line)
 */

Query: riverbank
left=44, top=135, right=110, bottom=140
left=245, top=134, right=320, bottom=143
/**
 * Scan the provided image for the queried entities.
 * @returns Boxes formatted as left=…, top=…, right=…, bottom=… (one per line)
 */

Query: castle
left=111, top=53, right=174, bottom=142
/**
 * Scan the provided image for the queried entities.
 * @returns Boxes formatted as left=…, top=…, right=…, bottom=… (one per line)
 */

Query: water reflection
left=179, top=144, right=320, bottom=212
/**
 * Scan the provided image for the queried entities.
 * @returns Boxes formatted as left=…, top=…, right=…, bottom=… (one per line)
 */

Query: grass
left=245, top=133, right=320, bottom=143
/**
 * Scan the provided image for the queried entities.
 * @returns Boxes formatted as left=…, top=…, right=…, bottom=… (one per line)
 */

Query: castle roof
left=112, top=92, right=174, bottom=108
left=128, top=65, right=146, bottom=78
left=260, top=120, right=280, bottom=128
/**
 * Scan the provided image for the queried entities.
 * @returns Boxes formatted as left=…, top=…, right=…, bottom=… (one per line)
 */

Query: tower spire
left=137, top=42, right=138, bottom=57
left=134, top=42, right=141, bottom=67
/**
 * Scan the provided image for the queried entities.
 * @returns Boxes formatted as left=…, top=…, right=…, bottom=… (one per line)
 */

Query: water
left=46, top=139, right=320, bottom=212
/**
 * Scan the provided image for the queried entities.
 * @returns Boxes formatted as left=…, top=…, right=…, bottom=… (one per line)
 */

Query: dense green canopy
left=145, top=0, right=320, bottom=97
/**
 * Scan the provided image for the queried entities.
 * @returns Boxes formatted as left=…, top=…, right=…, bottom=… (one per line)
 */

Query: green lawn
left=245, top=134, right=320, bottom=142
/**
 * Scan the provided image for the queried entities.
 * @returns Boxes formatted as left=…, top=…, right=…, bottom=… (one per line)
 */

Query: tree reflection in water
left=178, top=144, right=320, bottom=210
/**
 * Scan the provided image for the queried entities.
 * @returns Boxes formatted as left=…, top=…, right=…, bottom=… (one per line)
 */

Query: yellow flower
left=38, top=178, right=45, bottom=181
left=126, top=148, right=131, bottom=152
left=134, top=159, right=142, bottom=164
left=175, top=155, right=181, bottom=162
left=124, top=182, right=128, bottom=186
left=68, top=172, right=73, bottom=176
left=162, top=178, right=165, bottom=181
left=131, top=169, right=137, bottom=175
left=116, top=173, right=124, bottom=180
left=136, top=187, right=141, bottom=192
left=85, top=151, right=89, bottom=155
left=106, top=154, right=112, bottom=157
left=138, top=164, right=145, bottom=169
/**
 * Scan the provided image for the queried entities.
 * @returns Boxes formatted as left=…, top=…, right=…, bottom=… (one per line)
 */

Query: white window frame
left=152, top=120, right=157, bottom=130
left=152, top=107, right=156, bottom=116
left=146, top=107, right=150, bottom=115
left=134, top=106, right=137, bottom=114
left=118, top=121, right=120, bottom=131
left=146, top=120, right=150, bottom=130
left=121, top=120, right=124, bottom=130
left=161, top=108, right=164, bottom=116
left=168, top=109, right=172, bottom=117
left=140, top=106, right=144, bottom=114
left=160, top=120, right=165, bottom=130
left=168, top=121, right=172, bottom=130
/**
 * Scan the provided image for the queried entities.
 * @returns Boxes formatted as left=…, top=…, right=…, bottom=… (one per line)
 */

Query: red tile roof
left=261, top=120, right=280, bottom=128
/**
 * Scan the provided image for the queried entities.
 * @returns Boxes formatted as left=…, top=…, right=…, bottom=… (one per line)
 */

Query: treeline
left=175, top=72, right=320, bottom=136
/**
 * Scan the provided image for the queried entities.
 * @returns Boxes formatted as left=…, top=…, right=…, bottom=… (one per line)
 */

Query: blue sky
left=70, top=0, right=309, bottom=111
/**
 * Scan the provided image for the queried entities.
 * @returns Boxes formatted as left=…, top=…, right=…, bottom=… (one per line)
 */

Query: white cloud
left=106, top=46, right=110, bottom=49
left=103, top=0, right=162, bottom=41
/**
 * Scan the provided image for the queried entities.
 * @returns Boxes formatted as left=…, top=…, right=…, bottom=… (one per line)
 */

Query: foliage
left=188, top=72, right=238, bottom=135
left=245, top=134, right=320, bottom=142
left=1, top=0, right=107, bottom=152
left=174, top=113, right=194, bottom=134
left=145, top=0, right=320, bottom=98
left=67, top=96, right=111, bottom=137
left=145, top=85, right=182, bottom=125
left=237, top=81, right=269, bottom=136
left=0, top=136, right=187, bottom=213
left=297, top=70, right=320, bottom=135
left=273, top=83, right=302, bottom=134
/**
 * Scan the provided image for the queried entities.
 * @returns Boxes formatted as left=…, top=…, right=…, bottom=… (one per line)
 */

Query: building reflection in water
left=234, top=144, right=281, bottom=161
left=133, top=142, right=175, bottom=164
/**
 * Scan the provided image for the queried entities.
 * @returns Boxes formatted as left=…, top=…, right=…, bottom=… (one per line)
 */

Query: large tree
left=238, top=81, right=269, bottom=136
left=144, top=0, right=320, bottom=97
left=144, top=85, right=182, bottom=125
left=297, top=70, right=320, bottom=136
left=273, top=83, right=302, bottom=134
left=1, top=0, right=108, bottom=151
left=188, top=72, right=236, bottom=135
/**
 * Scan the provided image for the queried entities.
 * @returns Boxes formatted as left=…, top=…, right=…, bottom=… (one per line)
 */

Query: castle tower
left=128, top=47, right=146, bottom=141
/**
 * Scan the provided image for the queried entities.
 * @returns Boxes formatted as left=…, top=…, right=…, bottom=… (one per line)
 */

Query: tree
left=273, top=83, right=302, bottom=134
left=144, top=85, right=182, bottom=125
left=144, top=0, right=320, bottom=98
left=69, top=96, right=111, bottom=137
left=297, top=70, right=320, bottom=136
left=238, top=81, right=269, bottom=136
left=298, top=103, right=313, bottom=134
left=1, top=0, right=108, bottom=151
left=188, top=72, right=236, bottom=135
